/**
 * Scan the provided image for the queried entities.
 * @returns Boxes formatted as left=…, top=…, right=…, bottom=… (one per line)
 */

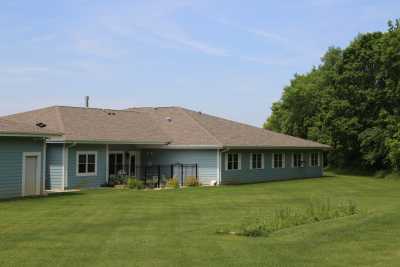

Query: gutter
left=0, top=133, right=61, bottom=138
left=46, top=139, right=170, bottom=145
left=224, top=145, right=331, bottom=151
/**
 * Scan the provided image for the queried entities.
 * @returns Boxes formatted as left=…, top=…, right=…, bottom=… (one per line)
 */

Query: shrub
left=166, top=177, right=180, bottom=189
left=224, top=198, right=359, bottom=238
left=239, top=218, right=270, bottom=237
left=127, top=177, right=144, bottom=189
left=184, top=176, right=200, bottom=187
left=109, top=175, right=128, bottom=186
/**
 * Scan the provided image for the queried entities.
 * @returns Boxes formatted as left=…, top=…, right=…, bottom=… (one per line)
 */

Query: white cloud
left=93, top=0, right=228, bottom=57
left=218, top=18, right=288, bottom=44
left=73, top=36, right=127, bottom=59
left=0, top=66, right=50, bottom=75
left=240, top=56, right=293, bottom=67
left=30, top=34, right=56, bottom=43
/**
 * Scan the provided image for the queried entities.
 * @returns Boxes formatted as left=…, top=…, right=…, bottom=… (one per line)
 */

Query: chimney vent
left=85, top=96, right=90, bottom=108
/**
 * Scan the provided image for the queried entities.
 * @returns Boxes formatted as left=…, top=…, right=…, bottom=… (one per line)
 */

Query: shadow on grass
left=221, top=175, right=338, bottom=187
left=0, top=191, right=85, bottom=203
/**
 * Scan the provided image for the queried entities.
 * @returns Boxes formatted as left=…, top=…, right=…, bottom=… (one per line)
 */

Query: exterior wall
left=0, top=137, right=44, bottom=199
left=142, top=149, right=218, bottom=185
left=46, top=144, right=64, bottom=190
left=221, top=150, right=323, bottom=184
left=67, top=144, right=107, bottom=189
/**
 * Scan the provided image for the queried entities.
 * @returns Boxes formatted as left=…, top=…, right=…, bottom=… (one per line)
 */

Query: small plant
left=127, top=177, right=144, bottom=189
left=166, top=177, right=180, bottom=189
left=238, top=218, right=270, bottom=237
left=109, top=175, right=128, bottom=186
left=184, top=176, right=200, bottom=187
left=221, top=198, right=360, bottom=238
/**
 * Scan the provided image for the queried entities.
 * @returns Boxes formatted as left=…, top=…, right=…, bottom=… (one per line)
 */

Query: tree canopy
left=265, top=19, right=400, bottom=170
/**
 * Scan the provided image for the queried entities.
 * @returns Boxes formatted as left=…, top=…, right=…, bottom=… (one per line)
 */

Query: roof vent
left=165, top=117, right=172, bottom=122
left=85, top=96, right=90, bottom=108
left=36, top=122, right=47, bottom=128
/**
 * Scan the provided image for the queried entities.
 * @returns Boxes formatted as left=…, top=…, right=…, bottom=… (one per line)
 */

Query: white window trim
left=225, top=152, right=242, bottom=171
left=76, top=151, right=98, bottom=177
left=292, top=152, right=304, bottom=168
left=318, top=152, right=321, bottom=167
left=128, top=151, right=139, bottom=177
left=309, top=152, right=320, bottom=167
left=272, top=153, right=285, bottom=169
left=250, top=153, right=264, bottom=170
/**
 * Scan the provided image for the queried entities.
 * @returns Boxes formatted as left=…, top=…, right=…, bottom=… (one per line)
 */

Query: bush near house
left=127, top=177, right=145, bottom=190
left=184, top=176, right=200, bottom=187
left=166, top=177, right=180, bottom=189
left=108, top=175, right=128, bottom=187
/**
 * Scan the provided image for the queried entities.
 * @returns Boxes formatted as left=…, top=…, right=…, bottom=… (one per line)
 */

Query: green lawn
left=1, top=174, right=400, bottom=267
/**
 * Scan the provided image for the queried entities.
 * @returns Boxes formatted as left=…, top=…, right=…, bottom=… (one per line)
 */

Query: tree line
left=265, top=19, right=400, bottom=171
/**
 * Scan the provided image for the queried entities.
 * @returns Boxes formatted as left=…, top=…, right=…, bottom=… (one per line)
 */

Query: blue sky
left=0, top=0, right=399, bottom=126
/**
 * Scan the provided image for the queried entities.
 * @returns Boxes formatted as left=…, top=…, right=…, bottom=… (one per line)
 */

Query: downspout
left=42, top=137, right=47, bottom=194
left=106, top=144, right=109, bottom=184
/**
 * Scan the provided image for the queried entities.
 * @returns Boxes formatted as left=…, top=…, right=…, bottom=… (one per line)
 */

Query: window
left=109, top=152, right=124, bottom=176
left=292, top=153, right=304, bottom=168
left=226, top=153, right=241, bottom=170
left=310, top=152, right=320, bottom=167
left=250, top=153, right=264, bottom=169
left=272, top=153, right=284, bottom=168
left=77, top=152, right=97, bottom=176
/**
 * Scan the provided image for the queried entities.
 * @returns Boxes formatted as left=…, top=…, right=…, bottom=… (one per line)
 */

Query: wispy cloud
left=240, top=56, right=292, bottom=66
left=0, top=66, right=50, bottom=75
left=245, top=28, right=288, bottom=43
left=78, top=0, right=228, bottom=57
left=73, top=36, right=127, bottom=59
left=30, top=34, right=56, bottom=43
left=219, top=18, right=289, bottom=43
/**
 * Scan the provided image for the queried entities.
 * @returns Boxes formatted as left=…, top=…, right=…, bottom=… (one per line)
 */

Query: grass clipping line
left=217, top=198, right=359, bottom=237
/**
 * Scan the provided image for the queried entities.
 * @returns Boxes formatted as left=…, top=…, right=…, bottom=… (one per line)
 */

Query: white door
left=23, top=153, right=41, bottom=196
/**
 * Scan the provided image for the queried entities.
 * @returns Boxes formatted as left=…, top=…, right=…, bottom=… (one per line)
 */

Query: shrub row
left=218, top=198, right=359, bottom=237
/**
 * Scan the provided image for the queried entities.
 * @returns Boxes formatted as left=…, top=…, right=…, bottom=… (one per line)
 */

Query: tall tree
left=265, top=20, right=400, bottom=170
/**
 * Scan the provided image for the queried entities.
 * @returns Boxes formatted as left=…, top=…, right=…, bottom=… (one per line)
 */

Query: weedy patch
left=217, top=198, right=360, bottom=237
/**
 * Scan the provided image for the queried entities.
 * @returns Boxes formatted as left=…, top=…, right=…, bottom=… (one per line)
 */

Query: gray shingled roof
left=3, top=106, right=169, bottom=144
left=128, top=107, right=330, bottom=149
left=0, top=118, right=60, bottom=136
left=3, top=106, right=330, bottom=149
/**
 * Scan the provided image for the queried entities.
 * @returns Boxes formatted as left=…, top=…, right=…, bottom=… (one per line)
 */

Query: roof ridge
left=55, top=105, right=144, bottom=113
left=177, top=107, right=223, bottom=146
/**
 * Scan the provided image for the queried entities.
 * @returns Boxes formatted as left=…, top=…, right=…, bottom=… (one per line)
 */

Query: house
left=0, top=106, right=330, bottom=198
left=0, top=118, right=60, bottom=199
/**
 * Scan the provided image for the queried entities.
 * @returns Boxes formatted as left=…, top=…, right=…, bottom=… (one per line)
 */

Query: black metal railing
left=110, top=163, right=199, bottom=188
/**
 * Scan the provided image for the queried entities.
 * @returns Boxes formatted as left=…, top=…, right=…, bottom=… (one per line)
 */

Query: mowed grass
left=1, top=174, right=400, bottom=267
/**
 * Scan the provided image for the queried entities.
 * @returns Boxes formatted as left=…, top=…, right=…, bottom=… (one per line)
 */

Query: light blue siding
left=221, top=150, right=323, bottom=184
left=0, top=137, right=44, bottom=199
left=46, top=144, right=64, bottom=190
left=67, top=144, right=107, bottom=189
left=142, top=149, right=218, bottom=185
